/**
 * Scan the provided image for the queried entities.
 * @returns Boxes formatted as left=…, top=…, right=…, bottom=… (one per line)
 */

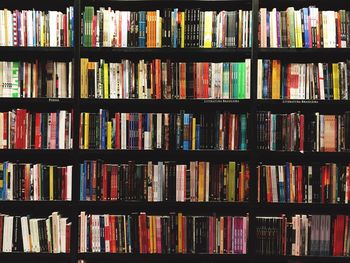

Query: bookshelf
left=1, top=0, right=350, bottom=262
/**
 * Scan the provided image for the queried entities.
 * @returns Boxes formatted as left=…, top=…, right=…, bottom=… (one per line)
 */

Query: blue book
left=239, top=114, right=247, bottom=150
left=86, top=215, right=90, bottom=251
left=2, top=162, right=7, bottom=200
left=139, top=11, right=146, bottom=47
left=285, top=163, right=290, bottom=203
left=173, top=9, right=178, bottom=48
left=70, top=6, right=74, bottom=46
left=303, top=8, right=309, bottom=48
left=324, top=64, right=330, bottom=100
left=80, top=164, right=85, bottom=200
left=278, top=168, right=285, bottom=202
left=101, top=110, right=106, bottom=149
left=263, top=60, right=269, bottom=98
left=271, top=114, right=276, bottom=150
left=196, top=124, right=200, bottom=150
left=33, top=11, right=36, bottom=46
left=183, top=114, right=190, bottom=150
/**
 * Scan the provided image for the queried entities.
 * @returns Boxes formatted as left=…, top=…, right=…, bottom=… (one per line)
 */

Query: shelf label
left=204, top=99, right=240, bottom=103
left=282, top=100, right=318, bottom=104
left=48, top=98, right=60, bottom=102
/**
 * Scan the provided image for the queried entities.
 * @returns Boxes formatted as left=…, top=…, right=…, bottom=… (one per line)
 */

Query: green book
left=287, top=7, right=296, bottom=48
left=228, top=162, right=236, bottom=202
left=11, top=62, right=19, bottom=98
left=238, top=63, right=245, bottom=99
left=232, top=63, right=238, bottom=98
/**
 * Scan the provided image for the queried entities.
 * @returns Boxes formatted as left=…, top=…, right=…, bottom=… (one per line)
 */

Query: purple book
left=277, top=11, right=281, bottom=48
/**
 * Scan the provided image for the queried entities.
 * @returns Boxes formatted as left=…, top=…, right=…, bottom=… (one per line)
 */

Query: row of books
left=259, top=7, right=350, bottom=48
left=0, top=212, right=70, bottom=253
left=0, top=60, right=73, bottom=98
left=0, top=8, right=74, bottom=47
left=82, top=7, right=252, bottom=48
left=258, top=163, right=350, bottom=204
left=80, top=59, right=251, bottom=99
left=256, top=111, right=350, bottom=152
left=80, top=160, right=249, bottom=202
left=79, top=212, right=248, bottom=254
left=0, top=109, right=73, bottom=149
left=257, top=60, right=350, bottom=100
left=0, top=162, right=72, bottom=201
left=256, top=214, right=350, bottom=256
left=79, top=111, right=248, bottom=151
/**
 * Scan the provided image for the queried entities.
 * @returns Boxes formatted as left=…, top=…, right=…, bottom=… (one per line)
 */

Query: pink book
left=242, top=217, right=247, bottom=254
left=156, top=217, right=162, bottom=253
left=233, top=217, right=238, bottom=254
left=238, top=217, right=243, bottom=254
left=208, top=216, right=213, bottom=254
left=50, top=113, right=57, bottom=149
left=227, top=216, right=232, bottom=253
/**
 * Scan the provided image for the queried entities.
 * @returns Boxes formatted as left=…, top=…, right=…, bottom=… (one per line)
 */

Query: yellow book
left=181, top=12, right=185, bottom=48
left=192, top=117, right=196, bottom=150
left=49, top=166, right=54, bottom=200
left=80, top=59, right=88, bottom=98
left=84, top=112, right=89, bottom=149
left=41, top=15, right=45, bottom=47
left=203, top=11, right=213, bottom=48
left=107, top=121, right=112, bottom=149
left=272, top=60, right=281, bottom=99
left=104, top=63, right=109, bottom=98
left=198, top=162, right=205, bottom=201
left=332, top=63, right=340, bottom=100
left=0, top=164, right=3, bottom=189
left=178, top=213, right=183, bottom=253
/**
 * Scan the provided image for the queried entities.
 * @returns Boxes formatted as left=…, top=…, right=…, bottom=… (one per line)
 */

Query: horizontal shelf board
left=78, top=253, right=249, bottom=261
left=259, top=0, right=348, bottom=9
left=82, top=0, right=251, bottom=10
left=0, top=150, right=75, bottom=162
left=258, top=48, right=350, bottom=61
left=258, top=255, right=350, bottom=263
left=80, top=99, right=251, bottom=111
left=255, top=203, right=350, bottom=215
left=256, top=99, right=350, bottom=113
left=0, top=0, right=73, bottom=10
left=80, top=47, right=251, bottom=60
left=0, top=98, right=75, bottom=110
left=77, top=201, right=249, bottom=214
left=256, top=151, right=350, bottom=162
left=0, top=47, right=74, bottom=58
left=0, top=253, right=71, bottom=259
left=78, top=149, right=250, bottom=161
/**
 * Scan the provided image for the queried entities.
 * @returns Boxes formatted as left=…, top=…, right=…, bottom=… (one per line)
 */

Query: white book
left=260, top=8, right=267, bottom=48
left=0, top=11, right=5, bottom=46
left=156, top=10, right=161, bottom=47
left=121, top=113, right=126, bottom=149
left=153, top=164, right=159, bottom=201
left=104, top=215, right=110, bottom=252
left=116, top=63, right=121, bottom=98
left=318, top=63, right=325, bottom=100
left=299, top=64, right=306, bottom=99
left=156, top=113, right=162, bottom=149
left=7, top=163, right=13, bottom=200
left=271, top=166, right=278, bottom=202
left=245, top=59, right=251, bottom=99
left=109, top=63, right=116, bottom=98
left=3, top=216, right=13, bottom=252
left=158, top=162, right=164, bottom=201
left=123, top=60, right=129, bottom=99
left=315, top=112, right=320, bottom=152
left=46, top=218, right=52, bottom=252
left=257, top=59, right=263, bottom=99
left=79, top=212, right=86, bottom=252
left=95, top=215, right=101, bottom=252
left=49, top=11, right=57, bottom=47
left=121, top=12, right=129, bottom=47
left=59, top=110, right=66, bottom=149
left=270, top=9, right=277, bottom=48
left=205, top=162, right=210, bottom=202
left=307, top=166, right=313, bottom=203
left=52, top=212, right=61, bottom=253
left=21, top=216, right=31, bottom=252
left=29, top=219, right=38, bottom=252
left=60, top=218, right=67, bottom=253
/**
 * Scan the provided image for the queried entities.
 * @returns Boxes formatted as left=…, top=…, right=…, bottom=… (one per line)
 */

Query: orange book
left=271, top=60, right=281, bottom=99
left=146, top=12, right=150, bottom=47
left=155, top=59, right=161, bottom=99
left=324, top=115, right=337, bottom=152
left=178, top=213, right=183, bottom=253
left=198, top=162, right=205, bottom=201
left=239, top=163, right=245, bottom=201
left=179, top=63, right=186, bottom=99
left=266, top=166, right=272, bottom=202
left=220, top=217, right=224, bottom=254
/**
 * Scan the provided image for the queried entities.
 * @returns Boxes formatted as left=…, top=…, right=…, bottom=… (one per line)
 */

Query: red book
left=13, top=11, right=18, bottom=46
left=92, top=16, right=97, bottom=47
left=155, top=59, right=161, bottom=99
left=104, top=216, right=110, bottom=252
left=203, top=63, right=209, bottom=98
left=3, top=112, right=8, bottom=149
left=63, top=14, right=67, bottom=47
left=24, top=166, right=30, bottom=200
left=115, top=113, right=120, bottom=149
left=15, top=109, right=26, bottom=149
left=297, top=166, right=303, bottom=203
left=267, top=167, right=272, bottom=202
left=299, top=114, right=304, bottom=152
left=235, top=115, right=239, bottom=150
left=347, top=166, right=350, bottom=202
left=0, top=215, right=3, bottom=252
left=321, top=167, right=326, bottom=203
left=336, top=12, right=341, bottom=48
left=193, top=63, right=197, bottom=98
left=66, top=223, right=71, bottom=253
left=138, top=113, right=142, bottom=150
left=103, top=165, right=108, bottom=201
left=109, top=215, right=116, bottom=253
